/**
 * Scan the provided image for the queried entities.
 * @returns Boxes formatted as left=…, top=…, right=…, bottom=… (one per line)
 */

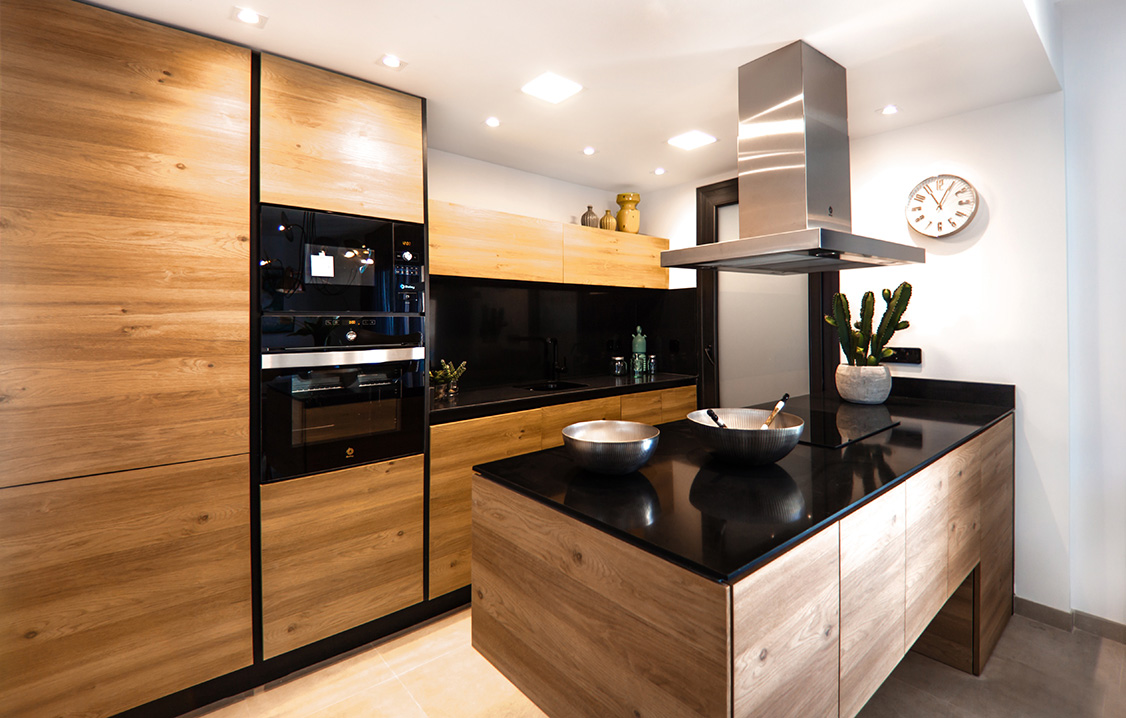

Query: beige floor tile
left=304, top=678, right=429, bottom=718
left=246, top=648, right=397, bottom=718
left=378, top=607, right=472, bottom=676
left=396, top=642, right=548, bottom=718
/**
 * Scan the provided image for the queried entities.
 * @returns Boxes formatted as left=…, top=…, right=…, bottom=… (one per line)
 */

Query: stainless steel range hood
left=661, top=41, right=924, bottom=275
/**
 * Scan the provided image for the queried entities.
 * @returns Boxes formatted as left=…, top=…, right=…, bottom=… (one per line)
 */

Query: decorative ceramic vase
left=581, top=205, right=599, bottom=227
left=615, top=193, right=641, bottom=233
left=835, top=364, right=892, bottom=405
left=599, top=210, right=617, bottom=231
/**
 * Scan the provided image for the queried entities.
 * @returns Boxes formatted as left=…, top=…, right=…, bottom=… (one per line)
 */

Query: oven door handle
left=262, top=347, right=425, bottom=370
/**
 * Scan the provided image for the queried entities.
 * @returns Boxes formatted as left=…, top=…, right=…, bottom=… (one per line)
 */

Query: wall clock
left=905, top=174, right=978, bottom=238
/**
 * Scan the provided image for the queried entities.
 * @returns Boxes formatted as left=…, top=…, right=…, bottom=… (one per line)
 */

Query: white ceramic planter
left=835, top=364, right=892, bottom=404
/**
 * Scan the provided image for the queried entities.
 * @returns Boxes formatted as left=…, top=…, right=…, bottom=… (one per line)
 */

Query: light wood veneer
left=259, top=54, right=424, bottom=223
left=539, top=396, right=621, bottom=449
left=977, top=415, right=1015, bottom=672
left=428, top=201, right=563, bottom=282
left=0, top=0, right=251, bottom=487
left=472, top=476, right=731, bottom=718
left=561, top=223, right=669, bottom=288
left=260, top=455, right=424, bottom=658
left=0, top=455, right=252, bottom=718
left=905, top=451, right=950, bottom=646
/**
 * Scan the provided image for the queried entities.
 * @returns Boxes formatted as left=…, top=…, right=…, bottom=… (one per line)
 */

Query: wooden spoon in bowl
left=760, top=393, right=790, bottom=429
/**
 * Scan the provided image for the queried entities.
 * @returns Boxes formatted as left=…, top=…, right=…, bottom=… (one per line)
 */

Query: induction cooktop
left=758, top=394, right=899, bottom=449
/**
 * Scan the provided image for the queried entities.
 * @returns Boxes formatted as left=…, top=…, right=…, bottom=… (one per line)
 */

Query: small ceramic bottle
left=599, top=210, right=617, bottom=231
left=581, top=205, right=599, bottom=227
left=616, top=193, right=641, bottom=233
left=631, top=326, right=647, bottom=376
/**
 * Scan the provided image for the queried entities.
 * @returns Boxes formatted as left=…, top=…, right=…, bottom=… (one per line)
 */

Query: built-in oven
left=259, top=204, right=424, bottom=315
left=258, top=315, right=426, bottom=483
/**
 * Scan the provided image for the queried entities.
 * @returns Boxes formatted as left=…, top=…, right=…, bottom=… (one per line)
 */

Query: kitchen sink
left=517, top=381, right=589, bottom=392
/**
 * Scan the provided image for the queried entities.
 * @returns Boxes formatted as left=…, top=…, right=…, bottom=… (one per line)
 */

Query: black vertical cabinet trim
left=809, top=271, right=840, bottom=396
left=248, top=51, right=264, bottom=666
left=695, top=178, right=738, bottom=409
left=420, top=96, right=431, bottom=602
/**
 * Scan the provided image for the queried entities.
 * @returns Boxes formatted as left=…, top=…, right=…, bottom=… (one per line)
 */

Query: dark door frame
left=695, top=178, right=839, bottom=407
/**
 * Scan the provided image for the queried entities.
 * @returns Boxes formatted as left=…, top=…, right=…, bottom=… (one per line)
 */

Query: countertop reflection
left=474, top=391, right=1013, bottom=583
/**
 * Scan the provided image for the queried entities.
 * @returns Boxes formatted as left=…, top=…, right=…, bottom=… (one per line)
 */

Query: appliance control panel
left=393, top=227, right=424, bottom=313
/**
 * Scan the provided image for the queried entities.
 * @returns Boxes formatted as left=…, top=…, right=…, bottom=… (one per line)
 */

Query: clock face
left=905, top=174, right=978, bottom=238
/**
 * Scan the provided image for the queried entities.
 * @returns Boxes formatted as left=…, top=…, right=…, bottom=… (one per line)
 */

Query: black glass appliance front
left=259, top=204, right=424, bottom=315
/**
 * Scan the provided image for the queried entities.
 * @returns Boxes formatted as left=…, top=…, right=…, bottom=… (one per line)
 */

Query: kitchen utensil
left=760, top=392, right=790, bottom=429
left=687, top=408, right=803, bottom=465
left=562, top=420, right=660, bottom=475
left=706, top=409, right=727, bottom=429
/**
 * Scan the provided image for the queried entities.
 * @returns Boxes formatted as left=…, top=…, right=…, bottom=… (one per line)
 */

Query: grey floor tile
left=858, top=676, right=967, bottom=718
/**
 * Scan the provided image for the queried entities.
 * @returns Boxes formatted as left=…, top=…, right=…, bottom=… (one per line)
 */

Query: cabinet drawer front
left=260, top=455, right=424, bottom=658
left=0, top=454, right=252, bottom=718
left=661, top=385, right=698, bottom=423
left=621, top=390, right=664, bottom=425
left=540, top=397, right=622, bottom=449
left=428, top=201, right=562, bottom=282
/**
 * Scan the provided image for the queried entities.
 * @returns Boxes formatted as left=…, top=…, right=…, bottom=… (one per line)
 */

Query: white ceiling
left=88, top=0, right=1060, bottom=193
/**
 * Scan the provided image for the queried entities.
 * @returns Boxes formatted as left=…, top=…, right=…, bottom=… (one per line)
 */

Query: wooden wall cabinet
left=0, top=455, right=252, bottom=718
left=260, top=455, right=424, bottom=658
left=429, top=385, right=696, bottom=597
left=428, top=201, right=671, bottom=289
left=0, top=0, right=251, bottom=487
left=259, top=54, right=424, bottom=223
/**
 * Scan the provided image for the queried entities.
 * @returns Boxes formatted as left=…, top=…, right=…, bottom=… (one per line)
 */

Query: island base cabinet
left=976, top=415, right=1015, bottom=672
left=260, top=455, right=424, bottom=659
left=472, top=476, right=731, bottom=718
left=732, top=524, right=840, bottom=718
left=0, top=455, right=252, bottom=718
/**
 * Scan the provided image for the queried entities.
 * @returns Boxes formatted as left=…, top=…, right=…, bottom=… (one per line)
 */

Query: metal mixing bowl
left=687, top=408, right=804, bottom=465
left=562, top=420, right=660, bottom=475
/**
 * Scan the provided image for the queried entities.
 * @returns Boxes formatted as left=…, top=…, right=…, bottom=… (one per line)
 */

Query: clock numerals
left=914, top=193, right=926, bottom=202
left=915, top=215, right=925, bottom=223
left=937, top=178, right=944, bottom=189
left=906, top=174, right=978, bottom=238
left=937, top=221, right=943, bottom=232
left=959, top=199, right=972, bottom=206
left=956, top=211, right=968, bottom=218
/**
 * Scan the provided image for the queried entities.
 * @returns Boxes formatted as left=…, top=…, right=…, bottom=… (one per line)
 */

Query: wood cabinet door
left=621, top=390, right=664, bottom=424
left=259, top=54, right=424, bottom=223
left=540, top=396, right=621, bottom=449
left=905, top=457, right=949, bottom=647
left=260, top=455, right=424, bottom=658
left=429, top=410, right=542, bottom=597
left=428, top=201, right=563, bottom=282
left=733, top=524, right=840, bottom=718
left=0, top=0, right=250, bottom=487
left=561, top=224, right=669, bottom=289
left=0, top=455, right=252, bottom=718
left=661, top=385, right=698, bottom=423
left=839, top=483, right=907, bottom=718
left=946, top=438, right=981, bottom=592
left=977, top=416, right=1015, bottom=672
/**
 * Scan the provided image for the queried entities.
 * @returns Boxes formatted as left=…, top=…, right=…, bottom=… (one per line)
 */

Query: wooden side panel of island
left=977, top=415, right=1015, bottom=673
left=472, top=476, right=731, bottom=718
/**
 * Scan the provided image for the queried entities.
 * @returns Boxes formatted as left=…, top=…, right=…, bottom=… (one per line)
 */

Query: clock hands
left=937, top=181, right=955, bottom=210
left=923, top=185, right=941, bottom=205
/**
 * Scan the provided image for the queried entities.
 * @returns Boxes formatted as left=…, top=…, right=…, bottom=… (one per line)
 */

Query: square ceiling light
left=668, top=130, right=717, bottom=150
left=521, top=72, right=583, bottom=104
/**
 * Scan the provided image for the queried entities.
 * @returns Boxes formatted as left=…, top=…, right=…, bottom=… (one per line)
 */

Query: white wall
left=842, top=93, right=1071, bottom=613
left=1061, top=0, right=1126, bottom=626
left=427, top=149, right=616, bottom=224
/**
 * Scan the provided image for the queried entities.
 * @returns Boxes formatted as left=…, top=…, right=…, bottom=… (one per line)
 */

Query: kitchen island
left=470, top=381, right=1014, bottom=718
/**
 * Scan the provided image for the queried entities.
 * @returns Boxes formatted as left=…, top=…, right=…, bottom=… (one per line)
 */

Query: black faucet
left=512, top=335, right=567, bottom=383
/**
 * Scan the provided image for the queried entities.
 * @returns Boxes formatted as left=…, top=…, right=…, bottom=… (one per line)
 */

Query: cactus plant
left=823, top=282, right=912, bottom=366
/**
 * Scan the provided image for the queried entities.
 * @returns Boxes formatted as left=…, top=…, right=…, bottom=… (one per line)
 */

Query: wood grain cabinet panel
left=620, top=390, right=664, bottom=425
left=428, top=201, right=563, bottom=282
left=661, top=385, right=698, bottom=423
left=0, top=0, right=250, bottom=487
left=977, top=416, right=1015, bottom=672
left=472, top=476, right=731, bottom=718
left=839, top=483, right=907, bottom=718
left=259, top=54, right=424, bottom=222
left=260, top=455, right=424, bottom=658
left=733, top=524, right=839, bottom=718
left=0, top=455, right=252, bottom=718
left=946, top=439, right=981, bottom=593
left=429, top=410, right=543, bottom=597
left=905, top=457, right=949, bottom=647
left=540, top=396, right=621, bottom=449
left=561, top=224, right=669, bottom=289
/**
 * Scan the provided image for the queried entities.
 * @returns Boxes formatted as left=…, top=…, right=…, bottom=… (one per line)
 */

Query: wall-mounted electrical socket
left=883, top=346, right=922, bottom=364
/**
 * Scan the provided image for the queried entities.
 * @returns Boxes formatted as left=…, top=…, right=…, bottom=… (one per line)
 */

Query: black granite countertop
left=430, top=372, right=697, bottom=424
left=474, top=380, right=1014, bottom=583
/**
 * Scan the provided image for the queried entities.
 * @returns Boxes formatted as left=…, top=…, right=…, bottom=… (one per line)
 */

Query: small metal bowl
left=562, top=420, right=660, bottom=475
left=687, top=408, right=803, bottom=465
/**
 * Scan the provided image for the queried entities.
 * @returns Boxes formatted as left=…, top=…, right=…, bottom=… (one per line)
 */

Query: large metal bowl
left=562, top=420, right=660, bottom=475
left=687, top=408, right=803, bottom=465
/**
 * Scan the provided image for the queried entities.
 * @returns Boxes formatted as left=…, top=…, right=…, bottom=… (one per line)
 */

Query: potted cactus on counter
left=824, top=281, right=912, bottom=404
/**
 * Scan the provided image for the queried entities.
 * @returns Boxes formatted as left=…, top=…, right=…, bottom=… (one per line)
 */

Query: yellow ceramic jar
left=615, top=193, right=640, bottom=233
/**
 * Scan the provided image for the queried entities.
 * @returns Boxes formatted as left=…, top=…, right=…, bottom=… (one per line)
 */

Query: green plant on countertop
left=824, top=281, right=912, bottom=365
left=429, top=359, right=467, bottom=385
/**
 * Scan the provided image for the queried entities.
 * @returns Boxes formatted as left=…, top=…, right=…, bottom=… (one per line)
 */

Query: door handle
left=704, top=344, right=717, bottom=367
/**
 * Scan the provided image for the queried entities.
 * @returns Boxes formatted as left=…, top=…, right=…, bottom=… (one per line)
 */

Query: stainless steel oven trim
left=261, top=347, right=425, bottom=370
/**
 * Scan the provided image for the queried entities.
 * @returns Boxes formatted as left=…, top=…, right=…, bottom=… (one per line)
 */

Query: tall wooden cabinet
left=0, top=1, right=253, bottom=715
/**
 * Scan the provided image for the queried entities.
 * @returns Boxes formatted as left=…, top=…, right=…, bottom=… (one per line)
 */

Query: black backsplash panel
left=429, top=276, right=698, bottom=389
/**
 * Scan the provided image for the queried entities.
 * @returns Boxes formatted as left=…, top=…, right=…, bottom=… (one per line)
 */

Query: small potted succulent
left=430, top=359, right=467, bottom=400
left=824, top=282, right=912, bottom=404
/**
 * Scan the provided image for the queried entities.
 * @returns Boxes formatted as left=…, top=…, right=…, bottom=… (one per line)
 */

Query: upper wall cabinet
left=428, top=201, right=670, bottom=289
left=259, top=54, right=424, bottom=223
left=0, top=0, right=251, bottom=487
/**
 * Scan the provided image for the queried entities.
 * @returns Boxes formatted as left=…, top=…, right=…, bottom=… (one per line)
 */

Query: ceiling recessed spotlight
left=485, top=116, right=501, bottom=128
left=653, top=167, right=666, bottom=175
left=380, top=54, right=406, bottom=70
left=879, top=104, right=899, bottom=115
left=521, top=72, right=583, bottom=104
left=668, top=130, right=717, bottom=150
left=583, top=146, right=596, bottom=156
left=230, top=6, right=268, bottom=28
